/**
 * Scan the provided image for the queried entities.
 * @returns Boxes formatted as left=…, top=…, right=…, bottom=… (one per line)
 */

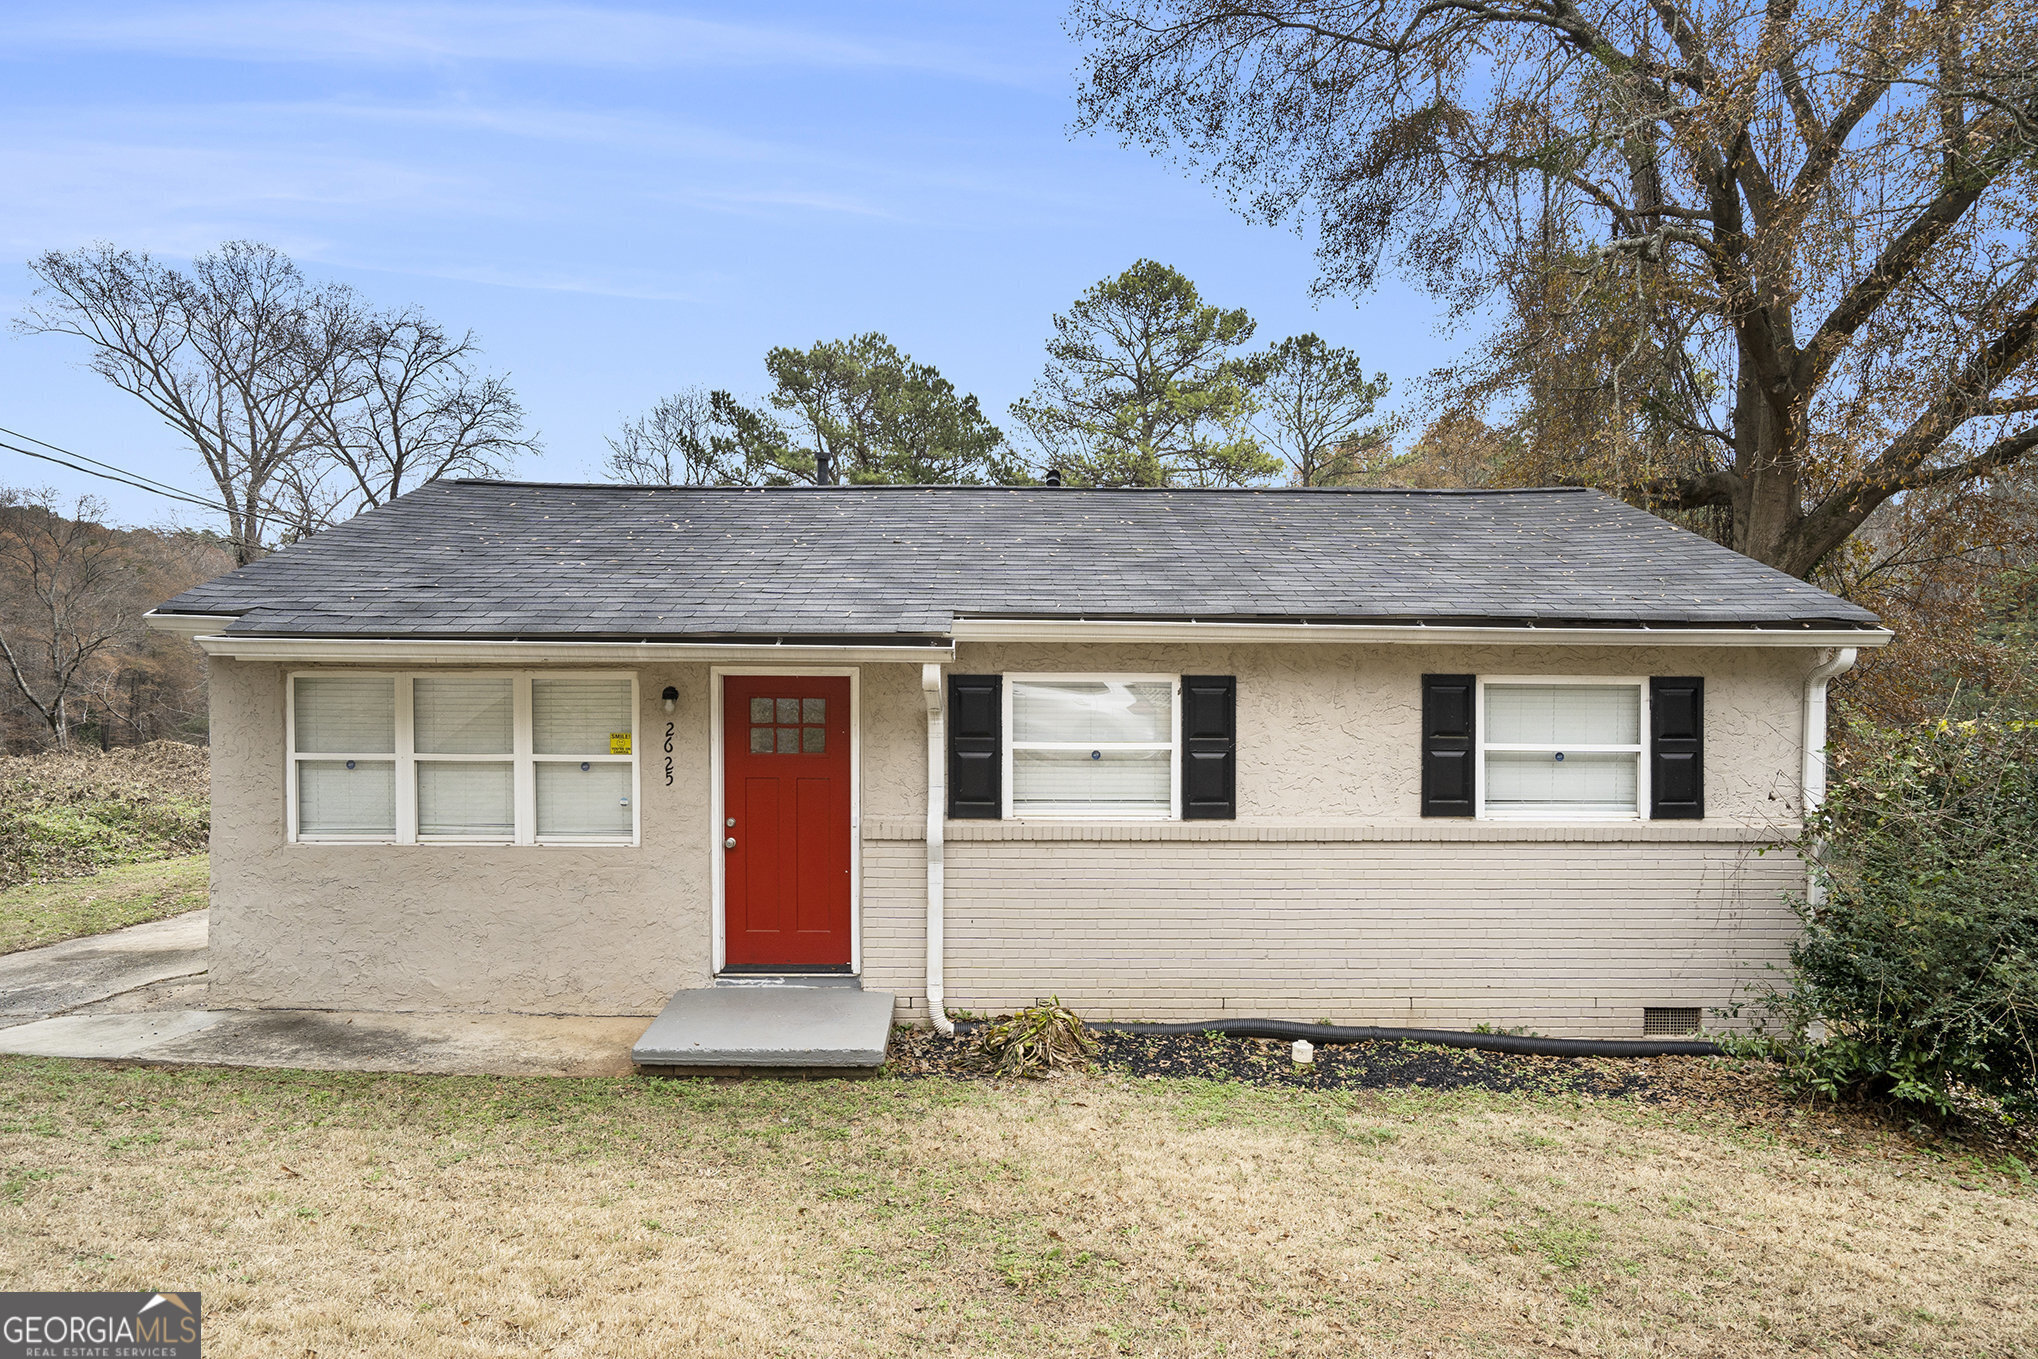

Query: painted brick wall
left=859, top=826, right=1801, bottom=1039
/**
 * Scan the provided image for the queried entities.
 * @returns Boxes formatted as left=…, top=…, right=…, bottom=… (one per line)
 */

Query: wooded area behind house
left=0, top=487, right=228, bottom=752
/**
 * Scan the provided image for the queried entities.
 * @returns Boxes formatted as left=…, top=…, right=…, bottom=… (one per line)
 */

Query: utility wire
left=0, top=439, right=224, bottom=513
left=0, top=428, right=300, bottom=534
left=0, top=422, right=212, bottom=503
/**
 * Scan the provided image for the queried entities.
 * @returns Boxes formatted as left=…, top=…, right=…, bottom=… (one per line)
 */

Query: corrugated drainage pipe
left=1087, top=1019, right=1725, bottom=1059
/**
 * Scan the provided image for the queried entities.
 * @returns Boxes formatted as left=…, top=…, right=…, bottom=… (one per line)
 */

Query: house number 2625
left=664, top=722, right=674, bottom=786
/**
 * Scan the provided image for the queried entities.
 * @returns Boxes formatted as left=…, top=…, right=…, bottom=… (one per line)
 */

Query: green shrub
left=1760, top=716, right=2038, bottom=1117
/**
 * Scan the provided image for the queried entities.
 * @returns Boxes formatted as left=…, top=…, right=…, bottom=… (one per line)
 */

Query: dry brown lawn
left=0, top=1057, right=2032, bottom=1357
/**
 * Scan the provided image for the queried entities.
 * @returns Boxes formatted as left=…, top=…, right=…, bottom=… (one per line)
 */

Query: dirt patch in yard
left=4, top=1056, right=2026, bottom=1357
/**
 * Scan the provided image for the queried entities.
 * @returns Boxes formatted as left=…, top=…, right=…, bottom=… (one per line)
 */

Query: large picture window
left=289, top=672, right=637, bottom=845
left=1004, top=676, right=1178, bottom=819
left=1479, top=679, right=1646, bottom=820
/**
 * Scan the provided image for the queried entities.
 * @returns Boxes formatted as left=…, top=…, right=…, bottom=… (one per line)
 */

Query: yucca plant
left=971, top=997, right=1098, bottom=1079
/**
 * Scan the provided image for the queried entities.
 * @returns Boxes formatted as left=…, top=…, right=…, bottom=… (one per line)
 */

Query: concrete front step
left=631, top=986, right=894, bottom=1071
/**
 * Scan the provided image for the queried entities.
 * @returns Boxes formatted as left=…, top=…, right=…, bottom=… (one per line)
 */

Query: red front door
left=722, top=676, right=853, bottom=969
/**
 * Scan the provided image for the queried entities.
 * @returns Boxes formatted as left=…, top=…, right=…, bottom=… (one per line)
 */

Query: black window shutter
left=1180, top=675, right=1237, bottom=820
left=1421, top=674, right=1477, bottom=817
left=1650, top=677, right=1704, bottom=820
left=946, top=674, right=1001, bottom=819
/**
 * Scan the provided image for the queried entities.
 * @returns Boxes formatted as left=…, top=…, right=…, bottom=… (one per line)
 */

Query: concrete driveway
left=0, top=910, right=650, bottom=1077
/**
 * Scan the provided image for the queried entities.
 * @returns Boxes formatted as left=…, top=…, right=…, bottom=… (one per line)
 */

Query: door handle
left=724, top=837, right=737, bottom=850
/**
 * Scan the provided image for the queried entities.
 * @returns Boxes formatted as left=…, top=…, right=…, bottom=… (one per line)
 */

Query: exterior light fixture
left=662, top=686, right=678, bottom=714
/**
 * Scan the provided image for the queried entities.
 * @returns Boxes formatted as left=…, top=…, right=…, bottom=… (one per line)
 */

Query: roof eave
left=948, top=617, right=1893, bottom=648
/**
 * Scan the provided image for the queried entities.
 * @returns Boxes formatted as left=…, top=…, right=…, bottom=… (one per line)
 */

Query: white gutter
left=1801, top=647, right=1859, bottom=908
left=167, top=629, right=954, bottom=667
left=142, top=611, right=239, bottom=642
left=920, top=663, right=952, bottom=1035
left=1801, top=647, right=1858, bottom=815
left=950, top=618, right=1892, bottom=649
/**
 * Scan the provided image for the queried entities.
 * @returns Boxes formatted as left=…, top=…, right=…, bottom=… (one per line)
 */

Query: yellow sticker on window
left=609, top=733, right=632, bottom=754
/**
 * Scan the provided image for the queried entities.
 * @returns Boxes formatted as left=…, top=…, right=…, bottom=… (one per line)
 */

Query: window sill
left=1477, top=812, right=1644, bottom=823
left=291, top=838, right=637, bottom=849
left=1006, top=811, right=1175, bottom=822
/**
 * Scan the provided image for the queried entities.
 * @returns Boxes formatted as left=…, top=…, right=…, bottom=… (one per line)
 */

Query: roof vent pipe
left=814, top=449, right=834, bottom=485
left=1045, top=466, right=1063, bottom=487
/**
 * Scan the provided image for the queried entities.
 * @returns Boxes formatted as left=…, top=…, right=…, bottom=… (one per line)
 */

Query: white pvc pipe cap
left=1291, top=1039, right=1315, bottom=1064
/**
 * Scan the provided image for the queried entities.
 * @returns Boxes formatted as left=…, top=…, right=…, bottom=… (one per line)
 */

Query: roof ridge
left=449, top=479, right=1592, bottom=497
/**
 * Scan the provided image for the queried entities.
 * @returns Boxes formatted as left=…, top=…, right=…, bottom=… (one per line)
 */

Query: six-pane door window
left=1480, top=681, right=1645, bottom=819
left=290, top=673, right=636, bottom=844
left=1007, top=677, right=1177, bottom=818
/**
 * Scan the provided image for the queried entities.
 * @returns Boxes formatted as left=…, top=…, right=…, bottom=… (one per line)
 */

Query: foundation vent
left=1643, top=1007, right=1701, bottom=1036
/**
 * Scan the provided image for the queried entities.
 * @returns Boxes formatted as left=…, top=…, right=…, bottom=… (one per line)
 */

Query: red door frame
left=716, top=672, right=857, bottom=971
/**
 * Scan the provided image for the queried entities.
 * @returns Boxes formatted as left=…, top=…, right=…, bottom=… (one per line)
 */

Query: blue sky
left=0, top=2, right=1458, bottom=529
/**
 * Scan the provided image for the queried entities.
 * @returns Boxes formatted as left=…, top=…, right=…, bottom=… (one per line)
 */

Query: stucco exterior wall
left=206, top=642, right=1822, bottom=1034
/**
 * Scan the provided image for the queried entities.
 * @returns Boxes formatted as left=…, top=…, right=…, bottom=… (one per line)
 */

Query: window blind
left=1011, top=749, right=1171, bottom=813
left=1482, top=682, right=1643, bottom=818
left=1484, top=751, right=1638, bottom=816
left=294, top=676, right=395, bottom=754
left=417, top=761, right=514, bottom=837
left=298, top=759, right=395, bottom=836
left=414, top=677, right=513, bottom=754
left=1012, top=681, right=1171, bottom=743
left=536, top=762, right=632, bottom=837
left=1008, top=680, right=1174, bottom=816
left=533, top=678, right=633, bottom=754
left=1485, top=684, right=1639, bottom=746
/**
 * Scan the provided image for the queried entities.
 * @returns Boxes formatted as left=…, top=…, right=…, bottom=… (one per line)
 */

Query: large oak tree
left=1069, top=0, right=2038, bottom=577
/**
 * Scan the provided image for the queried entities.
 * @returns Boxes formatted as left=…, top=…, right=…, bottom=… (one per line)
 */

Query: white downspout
left=922, top=663, right=953, bottom=1035
left=1801, top=647, right=1858, bottom=906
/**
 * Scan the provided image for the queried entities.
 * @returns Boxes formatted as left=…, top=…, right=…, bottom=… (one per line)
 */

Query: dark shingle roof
left=155, top=481, right=1881, bottom=639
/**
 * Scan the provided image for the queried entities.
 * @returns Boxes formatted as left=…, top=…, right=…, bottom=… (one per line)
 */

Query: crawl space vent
left=1643, top=1007, right=1701, bottom=1036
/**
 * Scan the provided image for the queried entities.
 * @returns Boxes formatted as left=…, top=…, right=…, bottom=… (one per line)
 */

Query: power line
left=0, top=439, right=224, bottom=513
left=0, top=423, right=213, bottom=504
left=0, top=427, right=301, bottom=534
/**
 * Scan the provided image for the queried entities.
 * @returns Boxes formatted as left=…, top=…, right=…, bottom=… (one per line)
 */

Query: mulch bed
left=882, top=1026, right=2032, bottom=1162
left=883, top=1026, right=1777, bottom=1106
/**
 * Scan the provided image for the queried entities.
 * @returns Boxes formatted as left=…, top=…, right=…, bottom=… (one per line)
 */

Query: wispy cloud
left=12, top=3, right=1051, bottom=84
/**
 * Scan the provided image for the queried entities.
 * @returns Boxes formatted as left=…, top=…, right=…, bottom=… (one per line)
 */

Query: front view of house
left=149, top=482, right=1888, bottom=1039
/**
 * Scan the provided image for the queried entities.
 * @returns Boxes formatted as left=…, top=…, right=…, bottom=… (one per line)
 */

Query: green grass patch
left=0, top=853, right=208, bottom=953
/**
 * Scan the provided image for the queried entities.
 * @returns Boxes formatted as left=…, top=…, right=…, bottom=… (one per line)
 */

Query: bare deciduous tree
left=312, top=309, right=536, bottom=514
left=0, top=488, right=137, bottom=747
left=603, top=386, right=746, bottom=485
left=16, top=241, right=366, bottom=564
left=1070, top=0, right=2038, bottom=577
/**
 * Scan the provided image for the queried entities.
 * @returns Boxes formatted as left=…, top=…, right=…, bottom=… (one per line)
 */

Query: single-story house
left=147, top=481, right=1889, bottom=1039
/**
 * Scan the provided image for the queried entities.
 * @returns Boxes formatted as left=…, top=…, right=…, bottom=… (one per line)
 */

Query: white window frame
left=287, top=670, right=640, bottom=846
left=1475, top=675, right=1650, bottom=822
left=1001, top=673, right=1181, bottom=821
